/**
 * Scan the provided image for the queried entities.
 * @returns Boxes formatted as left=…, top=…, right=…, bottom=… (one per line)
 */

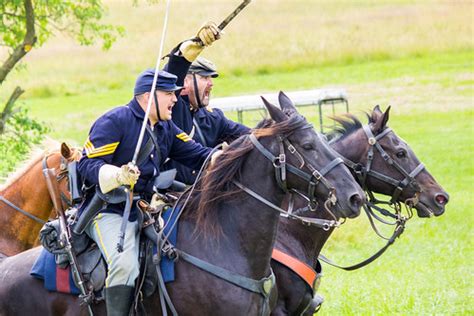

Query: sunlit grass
left=0, top=0, right=472, bottom=314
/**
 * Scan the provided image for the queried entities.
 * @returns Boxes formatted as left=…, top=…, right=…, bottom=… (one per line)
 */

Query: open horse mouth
left=415, top=192, right=449, bottom=217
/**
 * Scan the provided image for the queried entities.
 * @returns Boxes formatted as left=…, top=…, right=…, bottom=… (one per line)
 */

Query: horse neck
left=0, top=157, right=53, bottom=256
left=180, top=150, right=285, bottom=279
left=275, top=204, right=335, bottom=267
left=331, top=130, right=368, bottom=165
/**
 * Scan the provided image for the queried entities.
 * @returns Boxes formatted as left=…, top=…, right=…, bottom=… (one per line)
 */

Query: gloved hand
left=98, top=163, right=140, bottom=193
left=209, top=142, right=229, bottom=166
left=210, top=150, right=223, bottom=166
left=197, top=21, right=221, bottom=46
left=179, top=21, right=221, bottom=62
left=118, top=163, right=140, bottom=186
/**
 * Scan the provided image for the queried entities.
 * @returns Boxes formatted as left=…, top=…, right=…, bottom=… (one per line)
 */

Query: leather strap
left=193, top=117, right=208, bottom=147
left=0, top=195, right=46, bottom=224
left=271, top=248, right=317, bottom=290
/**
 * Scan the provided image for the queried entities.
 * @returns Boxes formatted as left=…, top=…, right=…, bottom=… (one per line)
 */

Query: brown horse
left=271, top=97, right=449, bottom=315
left=0, top=100, right=364, bottom=315
left=0, top=141, right=81, bottom=257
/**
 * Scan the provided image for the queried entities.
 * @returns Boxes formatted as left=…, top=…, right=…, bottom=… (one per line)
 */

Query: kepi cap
left=134, top=69, right=182, bottom=95
left=188, top=57, right=218, bottom=78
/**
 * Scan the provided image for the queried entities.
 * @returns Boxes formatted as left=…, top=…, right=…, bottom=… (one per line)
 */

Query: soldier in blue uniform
left=77, top=30, right=219, bottom=314
left=164, top=22, right=250, bottom=184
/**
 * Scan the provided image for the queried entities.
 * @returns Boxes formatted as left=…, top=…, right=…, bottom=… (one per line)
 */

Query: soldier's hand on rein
left=117, top=163, right=140, bottom=188
left=98, top=163, right=140, bottom=193
left=210, top=150, right=223, bottom=167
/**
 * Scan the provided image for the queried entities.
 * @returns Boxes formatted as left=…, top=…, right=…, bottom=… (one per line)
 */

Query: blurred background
left=0, top=0, right=472, bottom=314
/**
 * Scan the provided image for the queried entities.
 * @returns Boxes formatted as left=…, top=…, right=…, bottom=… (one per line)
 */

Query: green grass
left=18, top=49, right=474, bottom=145
left=0, top=0, right=472, bottom=313
left=9, top=56, right=472, bottom=314
left=317, top=109, right=473, bottom=315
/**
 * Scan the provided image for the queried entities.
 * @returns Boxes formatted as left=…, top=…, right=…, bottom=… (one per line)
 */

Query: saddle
left=38, top=188, right=180, bottom=305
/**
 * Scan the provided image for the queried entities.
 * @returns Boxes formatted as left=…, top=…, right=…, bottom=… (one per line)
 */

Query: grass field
left=0, top=0, right=472, bottom=314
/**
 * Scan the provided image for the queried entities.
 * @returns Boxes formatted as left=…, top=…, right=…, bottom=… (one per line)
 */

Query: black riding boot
left=105, top=285, right=134, bottom=316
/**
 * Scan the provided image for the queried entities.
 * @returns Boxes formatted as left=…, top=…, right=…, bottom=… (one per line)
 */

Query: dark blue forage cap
left=134, top=69, right=182, bottom=95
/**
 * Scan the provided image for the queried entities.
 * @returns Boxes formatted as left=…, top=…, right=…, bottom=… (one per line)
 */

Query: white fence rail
left=210, top=88, right=349, bottom=132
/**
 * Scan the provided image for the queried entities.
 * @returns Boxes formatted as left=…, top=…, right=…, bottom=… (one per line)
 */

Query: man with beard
left=164, top=22, right=250, bottom=184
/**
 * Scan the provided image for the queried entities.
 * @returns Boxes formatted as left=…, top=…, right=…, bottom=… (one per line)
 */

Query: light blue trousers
left=86, top=213, right=140, bottom=287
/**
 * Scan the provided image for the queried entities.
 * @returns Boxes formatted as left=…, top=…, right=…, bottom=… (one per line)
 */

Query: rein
left=0, top=152, right=71, bottom=225
left=0, top=195, right=46, bottom=224
left=319, top=124, right=423, bottom=271
left=155, top=125, right=343, bottom=315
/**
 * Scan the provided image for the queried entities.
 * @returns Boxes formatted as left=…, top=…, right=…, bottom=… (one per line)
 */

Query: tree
left=0, top=0, right=124, bottom=133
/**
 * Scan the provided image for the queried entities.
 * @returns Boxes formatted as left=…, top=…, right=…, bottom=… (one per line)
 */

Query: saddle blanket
left=30, top=207, right=180, bottom=294
left=159, top=206, right=180, bottom=283
left=30, top=248, right=80, bottom=295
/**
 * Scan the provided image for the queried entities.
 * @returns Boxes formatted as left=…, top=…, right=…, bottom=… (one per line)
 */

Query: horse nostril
left=349, top=194, right=363, bottom=209
left=435, top=193, right=449, bottom=205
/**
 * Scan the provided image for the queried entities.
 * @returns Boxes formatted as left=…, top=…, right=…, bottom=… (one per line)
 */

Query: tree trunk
left=0, top=0, right=36, bottom=85
left=0, top=87, right=25, bottom=134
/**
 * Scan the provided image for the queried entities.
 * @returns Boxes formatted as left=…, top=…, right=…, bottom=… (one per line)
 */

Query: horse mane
left=326, top=112, right=371, bottom=141
left=0, top=138, right=61, bottom=190
left=185, top=114, right=308, bottom=236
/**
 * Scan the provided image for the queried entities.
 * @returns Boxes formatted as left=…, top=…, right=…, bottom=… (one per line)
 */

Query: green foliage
left=0, top=106, right=49, bottom=177
left=0, top=0, right=124, bottom=51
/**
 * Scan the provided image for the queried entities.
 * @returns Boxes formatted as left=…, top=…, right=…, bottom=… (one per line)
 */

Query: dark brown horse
left=271, top=96, right=449, bottom=315
left=0, top=141, right=81, bottom=257
left=0, top=100, right=364, bottom=315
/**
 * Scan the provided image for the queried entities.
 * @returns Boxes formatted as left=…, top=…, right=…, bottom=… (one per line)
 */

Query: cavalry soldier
left=163, top=22, right=250, bottom=184
left=77, top=50, right=219, bottom=315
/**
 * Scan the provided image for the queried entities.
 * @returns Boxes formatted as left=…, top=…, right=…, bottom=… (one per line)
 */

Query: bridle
left=235, top=126, right=345, bottom=230
left=0, top=152, right=72, bottom=225
left=319, top=124, right=426, bottom=271
left=342, top=125, right=425, bottom=207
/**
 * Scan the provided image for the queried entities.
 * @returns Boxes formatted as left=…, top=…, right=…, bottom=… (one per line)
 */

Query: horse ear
left=61, top=142, right=72, bottom=159
left=261, top=96, right=287, bottom=123
left=371, top=105, right=391, bottom=133
left=278, top=91, right=297, bottom=116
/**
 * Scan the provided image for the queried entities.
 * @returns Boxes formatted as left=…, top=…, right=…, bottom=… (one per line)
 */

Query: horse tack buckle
left=368, top=137, right=376, bottom=145
left=262, top=276, right=274, bottom=295
left=287, top=144, right=297, bottom=154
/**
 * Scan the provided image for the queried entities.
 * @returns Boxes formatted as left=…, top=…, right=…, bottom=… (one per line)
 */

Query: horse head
left=331, top=105, right=449, bottom=217
left=262, top=95, right=365, bottom=219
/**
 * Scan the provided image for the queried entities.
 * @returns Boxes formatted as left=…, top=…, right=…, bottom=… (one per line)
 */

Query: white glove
left=179, top=21, right=221, bottom=62
left=210, top=150, right=223, bottom=166
left=98, top=163, right=140, bottom=193
left=209, top=142, right=229, bottom=166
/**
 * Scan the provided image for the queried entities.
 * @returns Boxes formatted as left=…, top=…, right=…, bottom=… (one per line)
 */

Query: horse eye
left=302, top=143, right=314, bottom=150
left=396, top=150, right=407, bottom=159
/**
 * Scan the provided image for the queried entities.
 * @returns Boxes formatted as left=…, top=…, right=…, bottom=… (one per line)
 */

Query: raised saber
left=218, top=0, right=252, bottom=30
left=132, top=0, right=172, bottom=165
left=193, top=0, right=252, bottom=44
left=117, top=0, right=172, bottom=253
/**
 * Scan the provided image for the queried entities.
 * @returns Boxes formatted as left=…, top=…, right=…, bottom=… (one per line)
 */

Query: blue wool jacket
left=78, top=98, right=211, bottom=219
left=163, top=51, right=250, bottom=184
